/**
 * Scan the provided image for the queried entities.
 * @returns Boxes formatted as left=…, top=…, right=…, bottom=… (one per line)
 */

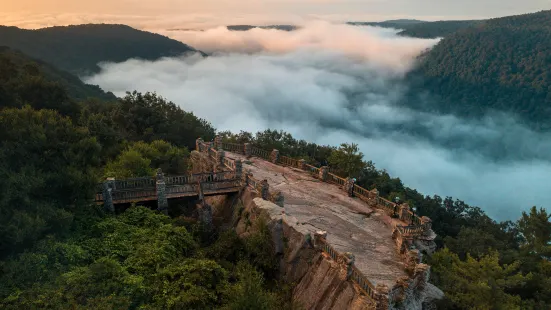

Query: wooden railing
left=353, top=184, right=372, bottom=200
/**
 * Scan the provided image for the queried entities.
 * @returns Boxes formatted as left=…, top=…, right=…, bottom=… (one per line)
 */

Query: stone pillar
left=214, top=135, right=222, bottom=149
left=342, top=252, right=355, bottom=280
left=216, top=147, right=225, bottom=166
left=298, top=159, right=306, bottom=170
left=314, top=230, right=327, bottom=249
left=156, top=168, right=168, bottom=215
left=344, top=177, right=355, bottom=197
left=244, top=143, right=252, bottom=157
left=270, top=149, right=280, bottom=164
left=195, top=138, right=203, bottom=152
left=319, top=166, right=328, bottom=182
left=235, top=159, right=243, bottom=180
left=102, top=178, right=115, bottom=213
left=375, top=284, right=390, bottom=310
left=260, top=179, right=269, bottom=200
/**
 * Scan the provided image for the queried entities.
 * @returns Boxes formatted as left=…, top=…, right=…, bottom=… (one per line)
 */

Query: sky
left=1, top=0, right=550, bottom=29
left=84, top=23, right=551, bottom=221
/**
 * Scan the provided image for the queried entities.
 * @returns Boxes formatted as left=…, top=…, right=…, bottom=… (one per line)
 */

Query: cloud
left=85, top=22, right=550, bottom=221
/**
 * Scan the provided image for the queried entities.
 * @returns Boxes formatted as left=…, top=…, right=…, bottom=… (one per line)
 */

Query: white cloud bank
left=86, top=22, right=550, bottom=221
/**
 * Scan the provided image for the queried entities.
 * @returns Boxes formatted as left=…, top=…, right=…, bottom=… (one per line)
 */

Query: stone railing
left=251, top=146, right=270, bottom=160
left=198, top=137, right=436, bottom=307
left=208, top=138, right=432, bottom=233
left=314, top=231, right=382, bottom=304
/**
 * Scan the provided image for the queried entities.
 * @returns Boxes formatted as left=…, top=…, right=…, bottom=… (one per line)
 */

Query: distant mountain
left=0, top=24, right=203, bottom=76
left=0, top=46, right=115, bottom=115
left=406, top=10, right=551, bottom=130
left=227, top=25, right=298, bottom=31
left=348, top=19, right=483, bottom=38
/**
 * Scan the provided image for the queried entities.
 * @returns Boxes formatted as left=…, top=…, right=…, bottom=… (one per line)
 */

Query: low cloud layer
left=86, top=22, right=550, bottom=221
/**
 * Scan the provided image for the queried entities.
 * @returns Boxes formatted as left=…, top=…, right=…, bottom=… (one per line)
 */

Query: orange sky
left=1, top=0, right=550, bottom=29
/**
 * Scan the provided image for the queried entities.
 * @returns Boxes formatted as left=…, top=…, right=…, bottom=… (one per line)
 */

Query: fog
left=85, top=22, right=550, bottom=221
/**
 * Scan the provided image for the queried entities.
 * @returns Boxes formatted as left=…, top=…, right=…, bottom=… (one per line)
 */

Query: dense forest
left=407, top=10, right=551, bottom=130
left=0, top=48, right=299, bottom=309
left=0, top=47, right=116, bottom=102
left=0, top=24, right=203, bottom=75
left=348, top=19, right=482, bottom=38
left=0, top=20, right=550, bottom=309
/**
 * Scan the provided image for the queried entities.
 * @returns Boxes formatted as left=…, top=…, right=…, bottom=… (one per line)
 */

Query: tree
left=430, top=248, right=526, bottom=309
left=327, top=143, right=367, bottom=178
left=0, top=107, right=100, bottom=257
left=518, top=206, right=551, bottom=258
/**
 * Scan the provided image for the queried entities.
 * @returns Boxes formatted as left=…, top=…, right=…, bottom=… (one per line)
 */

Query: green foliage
left=0, top=106, right=101, bottom=257
left=518, top=206, right=551, bottom=258
left=0, top=24, right=201, bottom=75
left=222, top=262, right=278, bottom=310
left=408, top=10, right=551, bottom=130
left=0, top=47, right=115, bottom=105
left=349, top=20, right=481, bottom=38
left=327, top=143, right=367, bottom=178
left=430, top=248, right=526, bottom=309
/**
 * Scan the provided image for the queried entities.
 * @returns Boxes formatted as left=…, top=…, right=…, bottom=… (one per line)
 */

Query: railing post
left=156, top=168, right=168, bottom=215
left=216, top=147, right=225, bottom=166
left=235, top=159, right=243, bottom=180
left=298, top=159, right=306, bottom=170
left=214, top=135, right=222, bottom=149
left=344, top=177, right=355, bottom=197
left=270, top=149, right=280, bottom=164
left=314, top=230, right=328, bottom=249
left=342, top=252, right=355, bottom=280
left=244, top=143, right=252, bottom=157
left=196, top=138, right=203, bottom=152
left=319, top=166, right=328, bottom=182
left=375, top=284, right=390, bottom=310
left=102, top=178, right=115, bottom=212
left=260, top=179, right=269, bottom=200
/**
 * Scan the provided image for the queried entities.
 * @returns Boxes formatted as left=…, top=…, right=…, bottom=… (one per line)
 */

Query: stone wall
left=197, top=137, right=443, bottom=309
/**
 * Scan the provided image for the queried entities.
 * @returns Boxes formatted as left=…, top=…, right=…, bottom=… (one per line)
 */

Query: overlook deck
left=227, top=151, right=407, bottom=288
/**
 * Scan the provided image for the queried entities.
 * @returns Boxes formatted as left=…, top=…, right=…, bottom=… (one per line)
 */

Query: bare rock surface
left=228, top=152, right=407, bottom=288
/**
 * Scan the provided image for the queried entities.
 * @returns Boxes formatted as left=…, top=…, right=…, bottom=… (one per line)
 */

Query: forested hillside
left=348, top=19, right=481, bottom=38
left=0, top=24, right=203, bottom=75
left=0, top=47, right=115, bottom=104
left=407, top=10, right=551, bottom=129
left=0, top=50, right=297, bottom=309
